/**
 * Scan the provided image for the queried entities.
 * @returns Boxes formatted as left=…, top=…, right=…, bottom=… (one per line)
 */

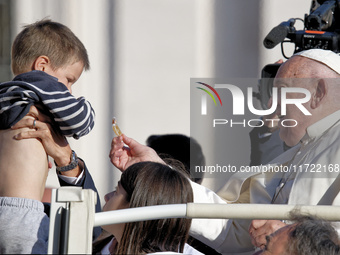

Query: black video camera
left=256, top=0, right=340, bottom=109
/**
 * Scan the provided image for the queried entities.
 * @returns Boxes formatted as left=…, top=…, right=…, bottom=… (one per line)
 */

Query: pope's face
left=274, top=56, right=315, bottom=147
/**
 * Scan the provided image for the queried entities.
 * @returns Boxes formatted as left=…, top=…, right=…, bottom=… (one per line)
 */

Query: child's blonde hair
left=11, top=18, right=90, bottom=75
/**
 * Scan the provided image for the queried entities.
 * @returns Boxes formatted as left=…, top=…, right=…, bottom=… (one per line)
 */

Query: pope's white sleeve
left=189, top=181, right=229, bottom=249
left=189, top=181, right=254, bottom=254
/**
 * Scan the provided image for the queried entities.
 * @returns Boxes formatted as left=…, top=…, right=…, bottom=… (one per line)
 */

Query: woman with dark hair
left=98, top=161, right=195, bottom=255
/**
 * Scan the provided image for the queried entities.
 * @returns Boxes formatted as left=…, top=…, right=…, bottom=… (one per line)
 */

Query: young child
left=0, top=19, right=94, bottom=254
left=0, top=19, right=95, bottom=139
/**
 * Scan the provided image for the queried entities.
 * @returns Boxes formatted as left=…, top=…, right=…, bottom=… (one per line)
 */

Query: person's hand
left=249, top=220, right=286, bottom=249
left=109, top=134, right=164, bottom=171
left=11, top=106, right=81, bottom=176
left=12, top=117, right=70, bottom=164
left=11, top=106, right=70, bottom=161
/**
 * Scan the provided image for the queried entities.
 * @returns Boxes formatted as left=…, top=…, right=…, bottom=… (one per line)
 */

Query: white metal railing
left=94, top=204, right=187, bottom=227
left=94, top=203, right=340, bottom=227
left=48, top=187, right=340, bottom=254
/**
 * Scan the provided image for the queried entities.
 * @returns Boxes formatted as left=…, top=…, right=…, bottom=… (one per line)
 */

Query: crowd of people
left=0, top=18, right=340, bottom=254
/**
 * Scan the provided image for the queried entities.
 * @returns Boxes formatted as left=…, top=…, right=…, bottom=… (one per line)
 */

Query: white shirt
left=58, top=169, right=84, bottom=184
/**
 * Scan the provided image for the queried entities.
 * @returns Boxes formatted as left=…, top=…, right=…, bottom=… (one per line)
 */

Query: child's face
left=44, top=61, right=84, bottom=93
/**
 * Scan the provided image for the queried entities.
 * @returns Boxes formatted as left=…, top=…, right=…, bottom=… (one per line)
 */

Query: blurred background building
left=0, top=0, right=310, bottom=206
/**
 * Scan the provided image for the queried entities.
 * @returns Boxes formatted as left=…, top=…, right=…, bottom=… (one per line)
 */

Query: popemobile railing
left=47, top=187, right=340, bottom=254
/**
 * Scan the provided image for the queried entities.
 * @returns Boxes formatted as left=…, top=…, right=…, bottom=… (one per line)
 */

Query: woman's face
left=102, top=181, right=130, bottom=242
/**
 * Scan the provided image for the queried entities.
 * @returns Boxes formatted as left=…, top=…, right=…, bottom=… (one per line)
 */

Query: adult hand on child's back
left=11, top=105, right=72, bottom=169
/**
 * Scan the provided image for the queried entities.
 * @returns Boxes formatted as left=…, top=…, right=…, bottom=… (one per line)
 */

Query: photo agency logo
left=195, top=80, right=312, bottom=128
left=196, top=82, right=223, bottom=114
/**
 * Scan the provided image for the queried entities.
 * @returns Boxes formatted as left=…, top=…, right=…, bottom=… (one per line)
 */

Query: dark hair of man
left=287, top=214, right=340, bottom=255
left=146, top=134, right=205, bottom=183
left=11, top=18, right=90, bottom=75
left=117, top=161, right=193, bottom=255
